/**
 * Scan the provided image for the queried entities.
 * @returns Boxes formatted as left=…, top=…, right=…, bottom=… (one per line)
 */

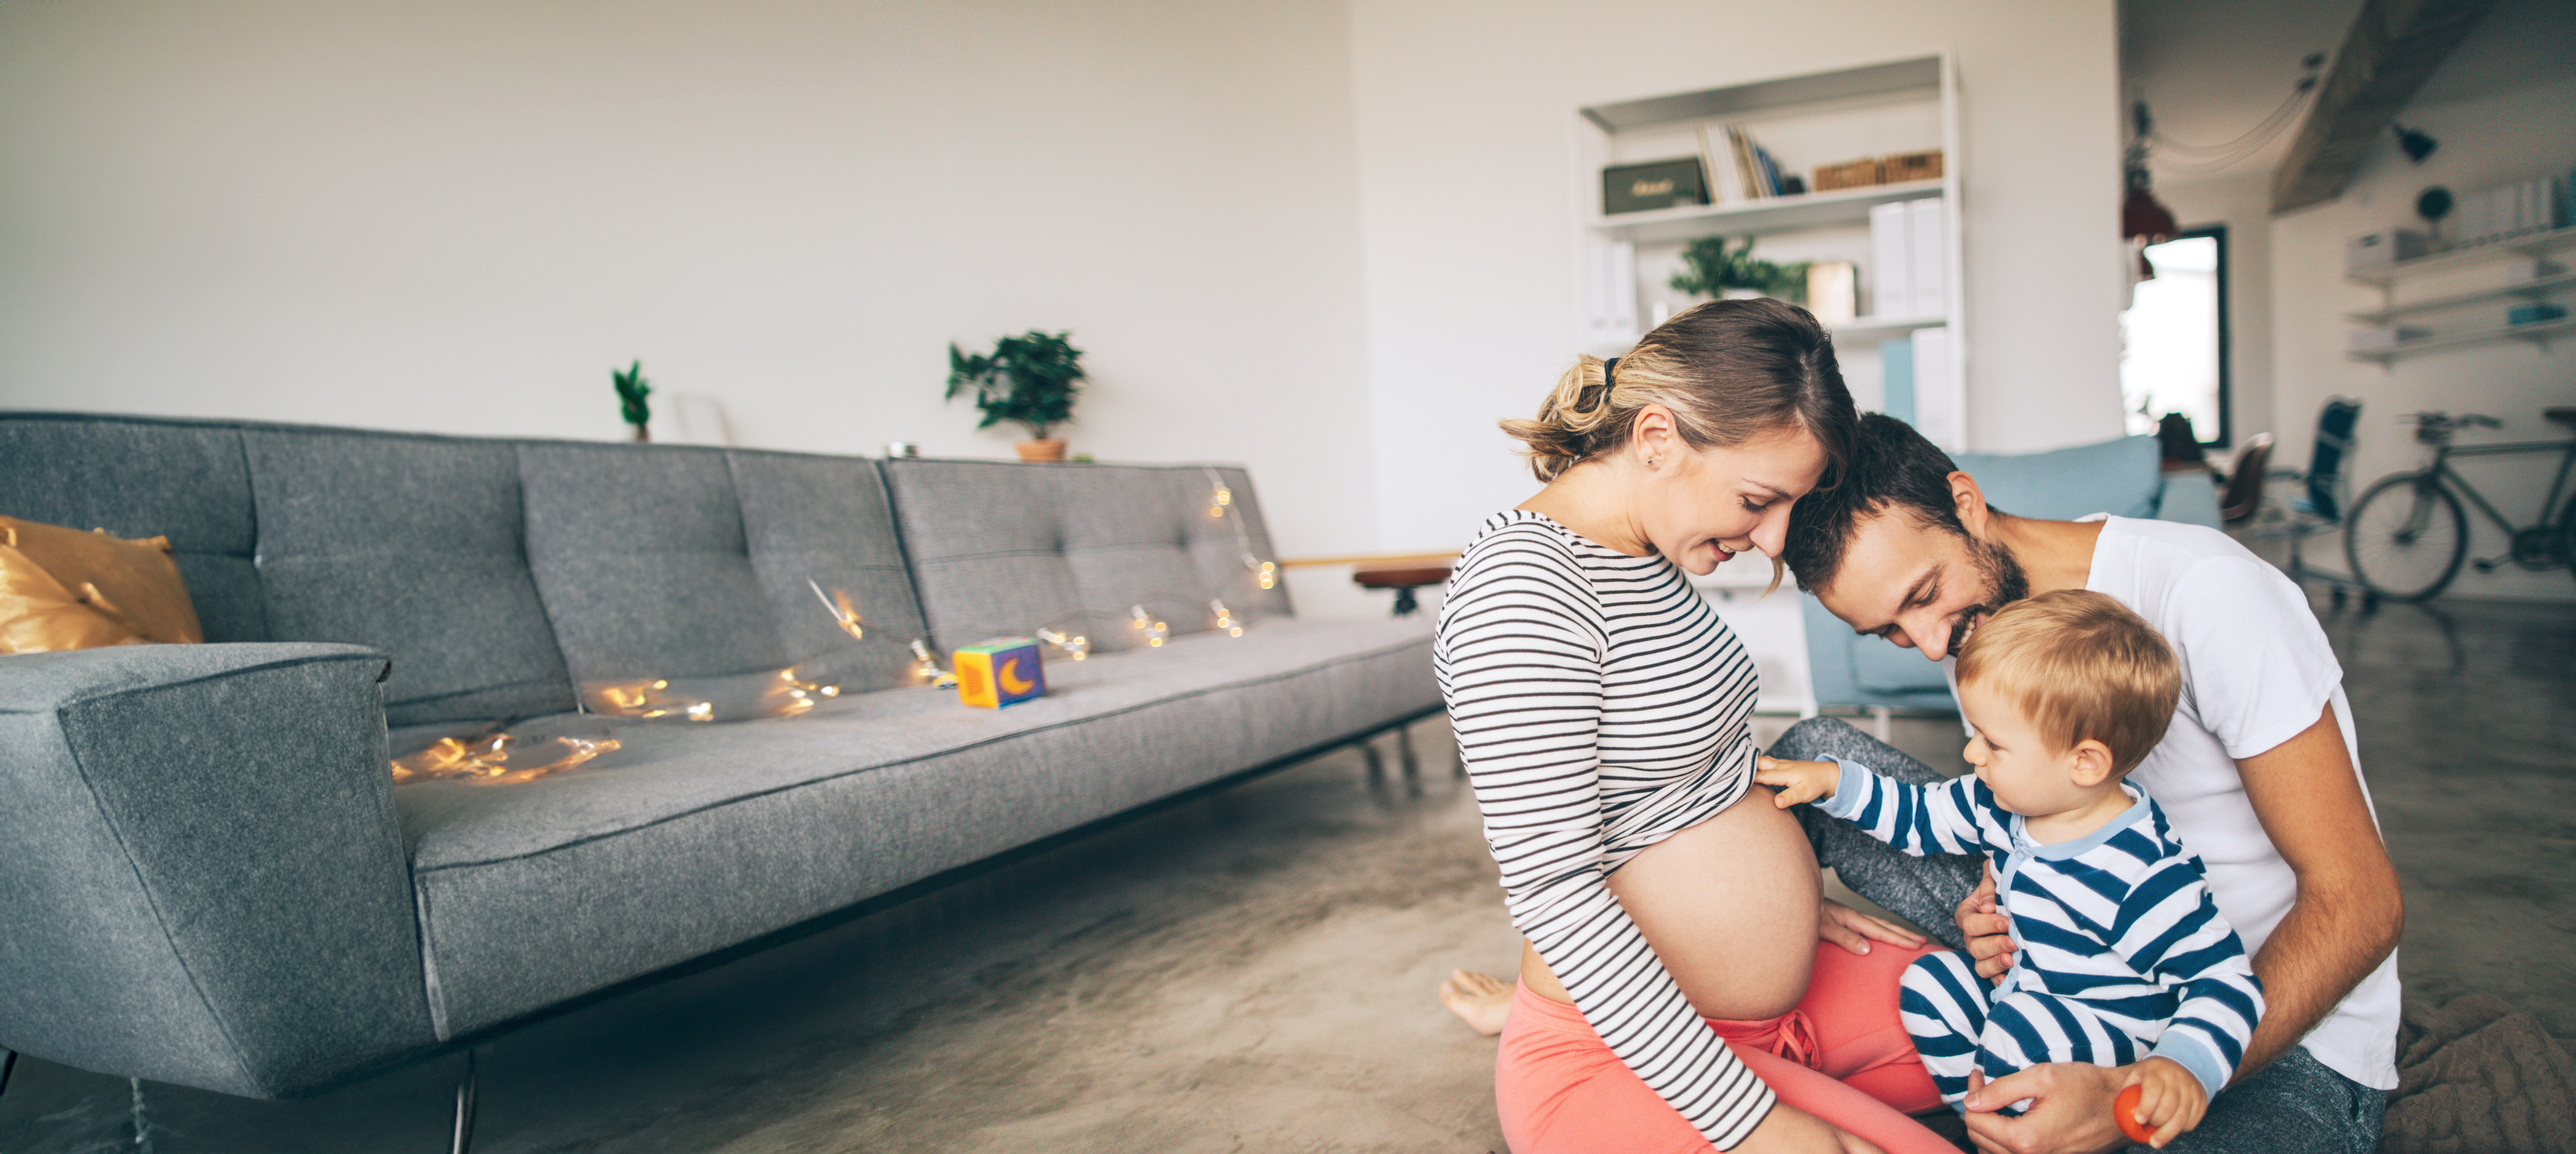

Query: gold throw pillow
left=0, top=516, right=204, bottom=653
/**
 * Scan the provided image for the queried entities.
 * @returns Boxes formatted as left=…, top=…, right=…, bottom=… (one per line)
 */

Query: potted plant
left=945, top=331, right=1086, bottom=461
left=1670, top=235, right=1809, bottom=304
left=613, top=360, right=652, bottom=442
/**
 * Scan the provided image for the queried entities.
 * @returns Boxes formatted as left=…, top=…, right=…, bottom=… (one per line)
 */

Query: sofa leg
left=451, top=1048, right=479, bottom=1154
left=0, top=1048, right=16, bottom=1105
left=1397, top=723, right=1419, bottom=778
left=1870, top=706, right=1893, bottom=743
left=1360, top=733, right=1384, bottom=779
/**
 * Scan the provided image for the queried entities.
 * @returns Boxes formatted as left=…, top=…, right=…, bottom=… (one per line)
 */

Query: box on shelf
left=1882, top=150, right=1943, bottom=184
left=2507, top=303, right=2568, bottom=326
left=1813, top=158, right=1883, bottom=191
left=1870, top=199, right=1913, bottom=317
left=2348, top=228, right=2428, bottom=270
left=2505, top=258, right=2566, bottom=283
left=1807, top=262, right=1857, bottom=325
left=2350, top=325, right=2430, bottom=351
left=1602, top=157, right=1711, bottom=214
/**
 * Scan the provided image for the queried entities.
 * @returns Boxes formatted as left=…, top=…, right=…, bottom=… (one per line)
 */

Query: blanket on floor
left=2380, top=994, right=2576, bottom=1154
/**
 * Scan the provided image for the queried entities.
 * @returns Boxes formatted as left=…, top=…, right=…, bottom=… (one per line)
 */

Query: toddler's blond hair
left=1954, top=589, right=2181, bottom=777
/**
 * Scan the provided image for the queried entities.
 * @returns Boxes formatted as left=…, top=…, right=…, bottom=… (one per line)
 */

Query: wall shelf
left=1833, top=312, right=1950, bottom=340
left=2345, top=270, right=2576, bottom=324
left=2345, top=225, right=2576, bottom=287
left=2348, top=314, right=2576, bottom=363
left=1589, top=179, right=1946, bottom=245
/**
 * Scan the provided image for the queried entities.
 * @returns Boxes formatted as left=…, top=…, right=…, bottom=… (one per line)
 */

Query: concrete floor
left=3, top=594, right=2569, bottom=1152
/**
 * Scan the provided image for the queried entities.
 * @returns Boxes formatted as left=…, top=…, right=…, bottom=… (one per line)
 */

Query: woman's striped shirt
left=1435, top=510, right=1774, bottom=1149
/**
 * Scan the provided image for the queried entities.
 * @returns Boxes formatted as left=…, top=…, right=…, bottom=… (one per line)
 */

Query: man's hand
left=1960, top=1064, right=2128, bottom=1154
left=2118, top=1057, right=2209, bottom=1149
left=1819, top=897, right=1926, bottom=957
left=1756, top=756, right=1838, bottom=807
left=1955, top=863, right=2016, bottom=980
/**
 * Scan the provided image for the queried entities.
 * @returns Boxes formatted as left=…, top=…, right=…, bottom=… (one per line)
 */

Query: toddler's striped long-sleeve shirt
left=1816, top=758, right=2264, bottom=1097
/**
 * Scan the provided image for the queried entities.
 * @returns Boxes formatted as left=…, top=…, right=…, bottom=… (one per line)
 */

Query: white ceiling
left=2121, top=0, right=2576, bottom=192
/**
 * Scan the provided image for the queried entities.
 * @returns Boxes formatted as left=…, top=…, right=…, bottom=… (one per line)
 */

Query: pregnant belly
left=1523, top=788, right=1823, bottom=1021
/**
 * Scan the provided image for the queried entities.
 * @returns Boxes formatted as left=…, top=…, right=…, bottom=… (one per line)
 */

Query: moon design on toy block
left=998, top=657, right=1036, bottom=696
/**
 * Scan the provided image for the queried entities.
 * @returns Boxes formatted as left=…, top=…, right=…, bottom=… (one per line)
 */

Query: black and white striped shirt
left=1436, top=510, right=1772, bottom=1149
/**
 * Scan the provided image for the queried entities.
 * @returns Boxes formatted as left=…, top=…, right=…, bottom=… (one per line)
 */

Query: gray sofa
left=0, top=413, right=1438, bottom=1103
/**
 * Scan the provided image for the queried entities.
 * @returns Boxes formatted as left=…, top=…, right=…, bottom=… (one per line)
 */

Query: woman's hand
left=1729, top=1102, right=1885, bottom=1154
left=1819, top=898, right=1925, bottom=956
left=1755, top=756, right=1838, bottom=807
left=1954, top=863, right=2017, bottom=980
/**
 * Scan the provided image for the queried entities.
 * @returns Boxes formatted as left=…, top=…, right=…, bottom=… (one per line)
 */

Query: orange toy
left=953, top=638, right=1045, bottom=708
left=2114, top=1083, right=2155, bottom=1144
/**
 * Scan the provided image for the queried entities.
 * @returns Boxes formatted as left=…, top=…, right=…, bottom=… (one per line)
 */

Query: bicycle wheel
left=2345, top=472, right=2468, bottom=601
left=2558, top=499, right=2576, bottom=583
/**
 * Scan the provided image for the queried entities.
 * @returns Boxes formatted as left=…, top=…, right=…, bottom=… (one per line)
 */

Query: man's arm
left=2228, top=701, right=2403, bottom=1080
left=1959, top=702, right=2400, bottom=1153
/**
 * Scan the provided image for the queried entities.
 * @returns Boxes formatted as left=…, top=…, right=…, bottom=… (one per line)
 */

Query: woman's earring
left=1645, top=456, right=1658, bottom=469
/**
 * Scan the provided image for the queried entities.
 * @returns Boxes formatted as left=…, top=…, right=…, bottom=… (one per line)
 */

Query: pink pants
left=1495, top=941, right=1955, bottom=1153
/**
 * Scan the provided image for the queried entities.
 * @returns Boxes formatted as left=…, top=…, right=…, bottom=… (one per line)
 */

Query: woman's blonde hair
left=1501, top=297, right=1855, bottom=484
left=1954, top=589, right=2183, bottom=777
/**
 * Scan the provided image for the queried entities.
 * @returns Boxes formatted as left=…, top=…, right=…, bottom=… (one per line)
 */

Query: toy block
left=953, top=638, right=1046, bottom=708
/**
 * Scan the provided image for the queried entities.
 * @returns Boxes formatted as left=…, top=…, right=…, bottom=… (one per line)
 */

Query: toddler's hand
left=2118, top=1057, right=2208, bottom=1148
left=1754, top=756, right=1837, bottom=807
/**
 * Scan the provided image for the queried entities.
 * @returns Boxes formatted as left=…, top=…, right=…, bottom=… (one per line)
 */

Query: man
left=1769, top=413, right=2399, bottom=1154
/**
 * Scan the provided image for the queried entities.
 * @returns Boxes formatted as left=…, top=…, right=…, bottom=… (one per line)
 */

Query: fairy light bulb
left=1038, top=627, right=1091, bottom=660
left=1211, top=599, right=1243, bottom=637
left=1130, top=604, right=1169, bottom=647
left=908, top=638, right=958, bottom=687
left=1209, top=482, right=1233, bottom=518
left=808, top=579, right=863, bottom=641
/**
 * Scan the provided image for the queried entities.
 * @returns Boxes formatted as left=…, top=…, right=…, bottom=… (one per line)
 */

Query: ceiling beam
left=2270, top=0, right=2497, bottom=214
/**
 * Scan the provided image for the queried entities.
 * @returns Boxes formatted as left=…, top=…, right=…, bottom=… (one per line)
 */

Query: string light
left=1205, top=466, right=1277, bottom=594
left=1246, top=553, right=1278, bottom=591
left=1037, top=627, right=1091, bottom=660
left=1130, top=604, right=1169, bottom=647
left=1211, top=599, right=1243, bottom=637
left=808, top=579, right=863, bottom=641
left=1209, top=483, right=1232, bottom=518
left=908, top=638, right=959, bottom=688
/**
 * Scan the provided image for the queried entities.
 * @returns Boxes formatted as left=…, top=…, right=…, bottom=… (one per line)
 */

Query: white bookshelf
left=1572, top=53, right=1966, bottom=443
left=2345, top=224, right=2576, bottom=363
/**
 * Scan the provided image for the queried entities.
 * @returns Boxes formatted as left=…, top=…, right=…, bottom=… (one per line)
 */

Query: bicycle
left=2343, top=407, right=2576, bottom=601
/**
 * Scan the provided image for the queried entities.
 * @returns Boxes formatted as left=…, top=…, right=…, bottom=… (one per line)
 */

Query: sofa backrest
left=514, top=442, right=928, bottom=693
left=884, top=460, right=1292, bottom=653
left=0, top=413, right=943, bottom=723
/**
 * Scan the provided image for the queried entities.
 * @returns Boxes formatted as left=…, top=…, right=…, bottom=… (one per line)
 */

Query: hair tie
left=1602, top=357, right=1621, bottom=384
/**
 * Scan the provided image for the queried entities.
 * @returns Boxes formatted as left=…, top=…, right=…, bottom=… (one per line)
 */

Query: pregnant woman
left=1439, top=299, right=1953, bottom=1153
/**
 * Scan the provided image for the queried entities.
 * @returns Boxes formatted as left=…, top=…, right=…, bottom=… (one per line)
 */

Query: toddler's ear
left=2067, top=739, right=2117, bottom=787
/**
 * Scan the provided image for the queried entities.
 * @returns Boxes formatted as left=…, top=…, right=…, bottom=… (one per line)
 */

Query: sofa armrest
left=0, top=643, right=439, bottom=1097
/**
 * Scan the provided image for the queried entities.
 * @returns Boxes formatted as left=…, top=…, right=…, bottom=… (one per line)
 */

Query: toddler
left=1756, top=589, right=2262, bottom=1148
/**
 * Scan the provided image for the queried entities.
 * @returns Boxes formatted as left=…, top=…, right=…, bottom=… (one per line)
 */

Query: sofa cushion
left=886, top=460, right=1292, bottom=653
left=519, top=443, right=789, bottom=684
left=726, top=450, right=928, bottom=694
left=397, top=616, right=1433, bottom=1037
left=1952, top=435, right=2163, bottom=521
left=0, top=414, right=269, bottom=643
left=244, top=428, right=576, bottom=725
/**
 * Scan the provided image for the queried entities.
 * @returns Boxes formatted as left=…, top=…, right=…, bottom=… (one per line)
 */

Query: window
left=2120, top=227, right=2229, bottom=448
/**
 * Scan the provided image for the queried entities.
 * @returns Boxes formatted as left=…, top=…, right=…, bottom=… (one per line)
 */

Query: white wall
left=0, top=1, right=1377, bottom=563
left=2265, top=57, right=2576, bottom=600
left=1349, top=0, right=2128, bottom=551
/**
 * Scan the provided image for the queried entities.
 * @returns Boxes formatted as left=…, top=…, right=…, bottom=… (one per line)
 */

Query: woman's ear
left=1631, top=404, right=1677, bottom=465
left=2067, top=740, right=2117, bottom=788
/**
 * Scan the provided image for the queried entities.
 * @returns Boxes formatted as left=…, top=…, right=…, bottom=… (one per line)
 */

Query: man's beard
left=1943, top=535, right=2031, bottom=658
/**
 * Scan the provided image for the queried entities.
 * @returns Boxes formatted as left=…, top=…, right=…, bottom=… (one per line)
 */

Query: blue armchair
left=1799, top=434, right=2208, bottom=714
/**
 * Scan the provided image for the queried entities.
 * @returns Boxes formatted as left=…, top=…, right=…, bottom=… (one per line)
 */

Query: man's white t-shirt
left=1939, top=514, right=2399, bottom=1090
left=2084, top=514, right=2399, bottom=1090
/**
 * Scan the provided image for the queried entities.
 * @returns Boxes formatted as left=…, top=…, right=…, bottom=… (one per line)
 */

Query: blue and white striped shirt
left=1818, top=760, right=2265, bottom=1097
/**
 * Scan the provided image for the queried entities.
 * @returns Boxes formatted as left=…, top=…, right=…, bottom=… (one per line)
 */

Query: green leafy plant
left=1669, top=235, right=1809, bottom=302
left=946, top=331, right=1086, bottom=441
left=612, top=360, right=652, bottom=441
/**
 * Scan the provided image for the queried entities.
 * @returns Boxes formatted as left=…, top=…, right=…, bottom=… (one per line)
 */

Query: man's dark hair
left=1783, top=413, right=2002, bottom=592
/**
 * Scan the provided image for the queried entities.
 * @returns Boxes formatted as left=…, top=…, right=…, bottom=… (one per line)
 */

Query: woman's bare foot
left=1439, top=968, right=1514, bottom=1036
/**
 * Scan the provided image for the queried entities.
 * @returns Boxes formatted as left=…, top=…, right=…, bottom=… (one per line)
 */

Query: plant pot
left=1015, top=438, right=1068, bottom=462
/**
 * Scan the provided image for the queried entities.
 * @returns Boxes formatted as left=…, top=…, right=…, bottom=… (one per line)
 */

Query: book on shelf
left=1869, top=199, right=1913, bottom=318
left=1726, top=126, right=1766, bottom=201
left=1909, top=197, right=1947, bottom=316
left=1696, top=125, right=1746, bottom=206
left=1911, top=326, right=1962, bottom=452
